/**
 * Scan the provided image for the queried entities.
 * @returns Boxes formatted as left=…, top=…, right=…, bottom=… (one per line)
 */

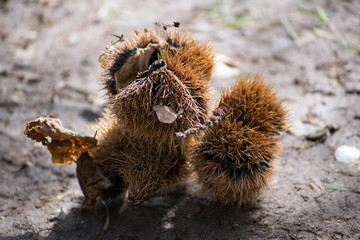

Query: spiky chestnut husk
left=95, top=114, right=191, bottom=206
left=99, top=29, right=215, bottom=141
left=95, top=29, right=215, bottom=205
left=76, top=151, right=126, bottom=209
left=99, top=29, right=160, bottom=94
left=100, top=30, right=214, bottom=95
left=192, top=75, right=287, bottom=206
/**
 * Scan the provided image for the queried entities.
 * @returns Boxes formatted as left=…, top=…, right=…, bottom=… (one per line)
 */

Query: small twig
left=98, top=199, right=110, bottom=235
left=175, top=106, right=227, bottom=138
left=119, top=201, right=129, bottom=214
left=111, top=34, right=124, bottom=45
left=119, top=190, right=129, bottom=214
left=208, top=231, right=215, bottom=240
left=154, top=22, right=180, bottom=30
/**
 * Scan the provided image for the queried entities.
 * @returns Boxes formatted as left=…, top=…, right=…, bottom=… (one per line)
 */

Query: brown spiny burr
left=192, top=75, right=288, bottom=206
left=95, top=28, right=215, bottom=205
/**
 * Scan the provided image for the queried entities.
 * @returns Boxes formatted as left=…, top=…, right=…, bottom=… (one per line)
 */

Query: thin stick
left=175, top=106, right=227, bottom=138
left=111, top=34, right=124, bottom=46
left=154, top=22, right=180, bottom=30
left=208, top=231, right=215, bottom=240
left=98, top=199, right=110, bottom=235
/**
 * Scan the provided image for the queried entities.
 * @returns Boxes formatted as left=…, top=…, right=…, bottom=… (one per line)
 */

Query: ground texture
left=1, top=0, right=360, bottom=239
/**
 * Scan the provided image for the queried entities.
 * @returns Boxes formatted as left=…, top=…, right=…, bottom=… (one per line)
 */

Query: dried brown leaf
left=24, top=117, right=97, bottom=165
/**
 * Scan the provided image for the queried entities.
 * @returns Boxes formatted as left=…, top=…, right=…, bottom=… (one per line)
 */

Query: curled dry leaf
left=24, top=117, right=97, bottom=166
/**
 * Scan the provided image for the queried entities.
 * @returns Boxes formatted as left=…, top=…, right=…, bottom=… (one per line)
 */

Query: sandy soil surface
left=1, top=0, right=360, bottom=239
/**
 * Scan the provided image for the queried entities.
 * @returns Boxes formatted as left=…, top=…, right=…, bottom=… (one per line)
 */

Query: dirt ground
left=1, top=0, right=360, bottom=239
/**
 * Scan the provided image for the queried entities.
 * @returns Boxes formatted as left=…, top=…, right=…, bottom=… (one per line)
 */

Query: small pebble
left=162, top=222, right=173, bottom=230
left=334, top=145, right=360, bottom=164
left=49, top=207, right=68, bottom=221
left=68, top=34, right=81, bottom=45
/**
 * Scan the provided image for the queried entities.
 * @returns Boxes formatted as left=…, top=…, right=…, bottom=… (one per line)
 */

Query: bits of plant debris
left=175, top=106, right=228, bottom=138
left=154, top=21, right=180, bottom=30
left=153, top=105, right=179, bottom=124
left=24, top=117, right=97, bottom=165
left=110, top=34, right=124, bottom=45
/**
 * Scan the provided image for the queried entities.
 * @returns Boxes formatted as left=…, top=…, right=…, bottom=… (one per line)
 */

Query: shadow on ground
left=2, top=193, right=268, bottom=240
